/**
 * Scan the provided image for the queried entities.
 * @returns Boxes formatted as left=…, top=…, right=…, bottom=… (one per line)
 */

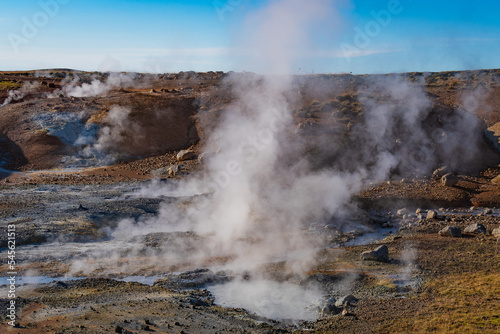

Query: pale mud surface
left=0, top=70, right=500, bottom=333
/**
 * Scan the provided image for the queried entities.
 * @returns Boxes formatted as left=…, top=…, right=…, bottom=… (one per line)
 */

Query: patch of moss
left=0, top=81, right=22, bottom=91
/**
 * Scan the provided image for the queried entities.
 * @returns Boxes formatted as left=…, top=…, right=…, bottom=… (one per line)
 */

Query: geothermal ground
left=1, top=69, right=500, bottom=333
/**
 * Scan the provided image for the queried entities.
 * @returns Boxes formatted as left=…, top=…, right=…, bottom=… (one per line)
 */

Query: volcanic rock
left=464, top=223, right=487, bottom=234
left=320, top=298, right=341, bottom=315
left=361, top=245, right=389, bottom=262
left=177, top=149, right=196, bottom=161
left=335, top=295, right=358, bottom=308
left=438, top=226, right=462, bottom=238
left=426, top=210, right=438, bottom=220
left=168, top=165, right=181, bottom=177
left=441, top=173, right=459, bottom=187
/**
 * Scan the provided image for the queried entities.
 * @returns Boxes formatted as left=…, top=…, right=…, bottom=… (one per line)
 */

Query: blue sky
left=0, top=0, right=499, bottom=74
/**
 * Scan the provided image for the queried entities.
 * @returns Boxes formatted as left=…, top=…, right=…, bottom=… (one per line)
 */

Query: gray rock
left=361, top=245, right=389, bottom=262
left=441, top=173, right=459, bottom=187
left=492, top=228, right=500, bottom=238
left=320, top=304, right=340, bottom=315
left=176, top=150, right=196, bottom=161
left=483, top=208, right=493, bottom=215
left=438, top=226, right=462, bottom=238
left=167, top=165, right=181, bottom=177
left=152, top=165, right=182, bottom=177
left=464, top=223, right=487, bottom=234
left=335, top=295, right=358, bottom=308
left=433, top=166, right=450, bottom=178
left=426, top=210, right=438, bottom=220
left=320, top=298, right=341, bottom=315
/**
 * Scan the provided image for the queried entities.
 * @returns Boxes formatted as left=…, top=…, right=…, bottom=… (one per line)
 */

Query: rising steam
left=65, top=3, right=489, bottom=320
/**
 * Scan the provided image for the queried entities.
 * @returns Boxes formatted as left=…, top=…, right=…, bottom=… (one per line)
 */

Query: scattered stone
left=114, top=325, right=123, bottom=333
left=335, top=295, right=358, bottom=308
left=464, top=223, right=487, bottom=234
left=426, top=210, right=438, bottom=220
left=415, top=208, right=422, bottom=214
left=492, top=228, right=500, bottom=238
left=433, top=166, right=450, bottom=178
left=483, top=208, right=493, bottom=215
left=320, top=298, right=341, bottom=315
left=441, top=173, right=459, bottom=187
left=176, top=150, right=196, bottom=161
left=470, top=206, right=475, bottom=211
left=361, top=245, right=389, bottom=262
left=438, top=226, right=462, bottom=238
left=168, top=165, right=181, bottom=177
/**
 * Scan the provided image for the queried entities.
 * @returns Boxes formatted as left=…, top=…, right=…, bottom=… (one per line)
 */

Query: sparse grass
left=383, top=272, right=500, bottom=333
left=447, top=78, right=462, bottom=89
left=0, top=81, right=22, bottom=90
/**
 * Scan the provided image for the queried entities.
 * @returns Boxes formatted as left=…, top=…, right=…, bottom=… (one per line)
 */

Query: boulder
left=361, top=245, right=389, bottom=262
left=426, top=210, right=438, bottom=220
left=441, top=173, right=459, bottom=187
left=176, top=150, right=196, bottom=161
left=438, top=226, right=462, bottom=238
left=335, top=295, right=358, bottom=308
left=483, top=208, right=493, bottom=215
left=464, top=223, right=486, bottom=234
left=320, top=298, right=341, bottom=315
left=168, top=165, right=181, bottom=177
left=433, top=166, right=450, bottom=178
